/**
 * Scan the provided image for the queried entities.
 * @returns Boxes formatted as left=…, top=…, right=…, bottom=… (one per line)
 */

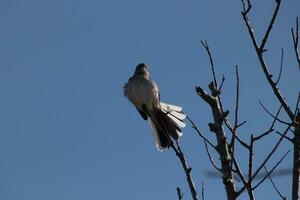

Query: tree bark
left=293, top=122, right=300, bottom=200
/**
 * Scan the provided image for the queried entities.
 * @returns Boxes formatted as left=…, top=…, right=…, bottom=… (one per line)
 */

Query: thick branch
left=195, top=84, right=236, bottom=199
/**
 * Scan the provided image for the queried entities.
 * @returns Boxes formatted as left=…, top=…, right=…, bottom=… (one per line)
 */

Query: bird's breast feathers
left=125, top=77, right=159, bottom=111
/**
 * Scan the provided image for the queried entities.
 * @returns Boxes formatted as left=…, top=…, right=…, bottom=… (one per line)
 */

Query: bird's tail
left=148, top=102, right=186, bottom=151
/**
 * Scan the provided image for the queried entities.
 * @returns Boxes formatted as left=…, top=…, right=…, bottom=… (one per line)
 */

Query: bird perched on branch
left=124, top=63, right=186, bottom=150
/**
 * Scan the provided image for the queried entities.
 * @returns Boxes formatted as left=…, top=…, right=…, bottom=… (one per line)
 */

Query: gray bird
left=124, top=63, right=186, bottom=150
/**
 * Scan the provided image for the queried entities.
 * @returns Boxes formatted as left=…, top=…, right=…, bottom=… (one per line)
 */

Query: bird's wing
left=136, top=108, right=148, bottom=120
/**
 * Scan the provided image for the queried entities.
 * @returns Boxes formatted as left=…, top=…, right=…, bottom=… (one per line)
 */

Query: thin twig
left=253, top=129, right=274, bottom=142
left=241, top=0, right=294, bottom=121
left=241, top=0, right=259, bottom=51
left=171, top=142, right=198, bottom=200
left=263, top=166, right=287, bottom=200
left=200, top=41, right=226, bottom=115
left=234, top=65, right=240, bottom=132
left=218, top=75, right=225, bottom=91
left=232, top=157, right=248, bottom=188
left=291, top=16, right=300, bottom=70
left=241, top=0, right=252, bottom=14
left=177, top=187, right=183, bottom=200
left=187, top=116, right=217, bottom=150
left=203, top=140, right=222, bottom=172
left=275, top=49, right=284, bottom=85
left=201, top=40, right=218, bottom=89
left=225, top=120, right=250, bottom=149
left=259, top=0, right=282, bottom=51
left=252, top=150, right=290, bottom=190
left=236, top=120, right=247, bottom=129
left=275, top=131, right=294, bottom=144
left=259, top=101, right=290, bottom=126
left=230, top=66, right=241, bottom=172
left=294, top=92, right=300, bottom=118
left=253, top=105, right=283, bottom=141
left=201, top=181, right=205, bottom=200
left=247, top=135, right=254, bottom=199
left=236, top=123, right=292, bottom=197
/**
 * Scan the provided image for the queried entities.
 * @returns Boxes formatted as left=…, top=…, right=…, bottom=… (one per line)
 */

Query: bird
left=124, top=63, right=186, bottom=151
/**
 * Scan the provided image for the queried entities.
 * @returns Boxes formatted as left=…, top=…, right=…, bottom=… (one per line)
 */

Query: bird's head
left=134, top=63, right=149, bottom=78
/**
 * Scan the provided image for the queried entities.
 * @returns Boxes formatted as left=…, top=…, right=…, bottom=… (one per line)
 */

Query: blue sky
left=0, top=0, right=299, bottom=199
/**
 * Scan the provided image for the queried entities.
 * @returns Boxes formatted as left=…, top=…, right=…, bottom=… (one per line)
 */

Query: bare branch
left=263, top=166, right=287, bottom=200
left=241, top=1, right=259, bottom=52
left=200, top=41, right=226, bottom=116
left=252, top=150, right=290, bottom=190
left=275, top=131, right=294, bottom=144
left=195, top=83, right=236, bottom=199
left=241, top=0, right=294, bottom=121
left=195, top=86, right=215, bottom=106
left=201, top=40, right=218, bottom=89
left=232, top=157, right=252, bottom=199
left=229, top=65, right=241, bottom=175
left=259, top=101, right=290, bottom=126
left=275, top=49, right=284, bottom=85
left=294, top=92, right=300, bottom=117
left=253, top=104, right=283, bottom=141
left=247, top=135, right=254, bottom=199
left=201, top=181, right=205, bottom=200
left=259, top=0, right=282, bottom=51
left=177, top=187, right=183, bottom=200
left=187, top=116, right=217, bottom=151
left=253, top=128, right=274, bottom=142
left=236, top=120, right=247, bottom=129
left=230, top=66, right=241, bottom=147
left=241, top=0, right=252, bottom=15
left=234, top=66, right=240, bottom=132
left=291, top=16, right=300, bottom=70
left=203, top=140, right=222, bottom=172
left=218, top=75, right=225, bottom=91
left=171, top=142, right=198, bottom=200
left=225, top=120, right=250, bottom=149
left=236, top=123, right=292, bottom=197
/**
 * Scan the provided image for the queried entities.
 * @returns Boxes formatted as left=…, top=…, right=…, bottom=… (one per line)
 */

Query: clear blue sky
left=0, top=0, right=299, bottom=199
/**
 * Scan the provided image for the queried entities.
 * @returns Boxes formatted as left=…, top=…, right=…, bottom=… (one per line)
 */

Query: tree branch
left=201, top=181, right=206, bottom=200
left=291, top=16, right=300, bottom=70
left=201, top=40, right=218, bottom=89
left=195, top=82, right=236, bottom=199
left=203, top=140, right=222, bottom=172
left=236, top=123, right=292, bottom=197
left=187, top=116, right=217, bottom=151
left=259, top=101, right=290, bottom=126
left=241, top=0, right=295, bottom=121
left=252, top=150, right=290, bottom=190
left=259, top=0, right=282, bottom=51
left=275, top=49, right=284, bottom=85
left=263, top=166, right=287, bottom=200
left=171, top=142, right=198, bottom=200
left=177, top=187, right=183, bottom=200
